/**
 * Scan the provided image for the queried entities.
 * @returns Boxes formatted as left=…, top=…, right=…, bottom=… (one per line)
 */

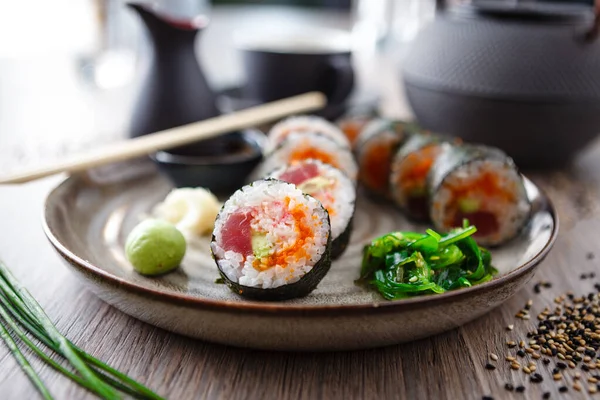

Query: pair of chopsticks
left=0, top=92, right=327, bottom=185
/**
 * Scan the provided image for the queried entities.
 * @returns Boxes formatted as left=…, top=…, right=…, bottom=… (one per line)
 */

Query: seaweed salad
left=359, top=222, right=497, bottom=300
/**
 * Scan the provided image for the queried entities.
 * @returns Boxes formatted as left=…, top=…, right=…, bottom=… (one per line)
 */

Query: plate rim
left=42, top=174, right=559, bottom=316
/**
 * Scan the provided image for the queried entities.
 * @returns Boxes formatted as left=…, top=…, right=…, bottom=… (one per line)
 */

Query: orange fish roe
left=253, top=197, right=316, bottom=271
left=396, top=144, right=442, bottom=195
left=360, top=139, right=396, bottom=195
left=289, top=144, right=337, bottom=169
left=442, top=170, right=518, bottom=228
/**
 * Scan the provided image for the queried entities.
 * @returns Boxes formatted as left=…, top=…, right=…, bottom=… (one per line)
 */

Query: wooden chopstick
left=0, top=92, right=327, bottom=184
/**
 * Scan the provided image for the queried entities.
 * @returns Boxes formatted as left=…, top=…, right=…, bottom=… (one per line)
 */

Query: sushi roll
left=389, top=134, right=450, bottom=221
left=354, top=119, right=414, bottom=198
left=254, top=132, right=358, bottom=181
left=211, top=179, right=332, bottom=301
left=267, top=115, right=350, bottom=151
left=429, top=145, right=531, bottom=246
left=269, top=159, right=356, bottom=259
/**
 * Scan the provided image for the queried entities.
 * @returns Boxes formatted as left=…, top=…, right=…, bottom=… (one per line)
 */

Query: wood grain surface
left=1, top=8, right=600, bottom=399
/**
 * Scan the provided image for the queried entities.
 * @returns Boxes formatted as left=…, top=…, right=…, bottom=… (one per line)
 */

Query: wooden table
left=2, top=6, right=600, bottom=400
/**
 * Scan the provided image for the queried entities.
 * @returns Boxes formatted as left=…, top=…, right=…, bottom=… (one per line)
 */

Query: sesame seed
left=542, top=392, right=550, bottom=399
left=553, top=373, right=563, bottom=380
left=506, top=356, right=516, bottom=362
left=490, top=353, right=498, bottom=361
left=485, top=363, right=496, bottom=370
left=559, top=386, right=568, bottom=393
left=574, top=382, right=582, bottom=391
left=523, top=366, right=531, bottom=374
left=519, top=340, right=526, bottom=348
left=589, top=386, right=598, bottom=394
left=515, top=386, right=525, bottom=393
left=511, top=363, right=520, bottom=370
left=507, top=324, right=514, bottom=331
left=504, top=383, right=514, bottom=391
left=517, top=350, right=526, bottom=357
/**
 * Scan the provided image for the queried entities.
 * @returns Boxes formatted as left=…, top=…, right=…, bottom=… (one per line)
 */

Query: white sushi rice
left=211, top=180, right=330, bottom=289
left=267, top=115, right=350, bottom=151
left=431, top=159, right=530, bottom=246
left=269, top=159, right=355, bottom=240
left=254, top=132, right=358, bottom=181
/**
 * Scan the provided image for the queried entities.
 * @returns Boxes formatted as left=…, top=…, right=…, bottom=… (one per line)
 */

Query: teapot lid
left=453, top=0, right=593, bottom=25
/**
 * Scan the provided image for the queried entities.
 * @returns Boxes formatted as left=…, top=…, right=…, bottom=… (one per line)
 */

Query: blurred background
left=0, top=0, right=444, bottom=171
left=0, top=0, right=595, bottom=172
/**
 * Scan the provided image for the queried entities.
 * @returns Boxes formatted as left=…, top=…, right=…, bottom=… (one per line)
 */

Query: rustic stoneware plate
left=43, top=172, right=557, bottom=351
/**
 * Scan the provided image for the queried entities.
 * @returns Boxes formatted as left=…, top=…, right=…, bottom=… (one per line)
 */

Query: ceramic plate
left=43, top=172, right=557, bottom=351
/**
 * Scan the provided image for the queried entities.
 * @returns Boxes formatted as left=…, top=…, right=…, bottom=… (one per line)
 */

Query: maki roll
left=254, top=132, right=358, bottom=180
left=267, top=115, right=350, bottom=151
left=354, top=119, right=413, bottom=198
left=269, top=159, right=356, bottom=259
left=211, top=179, right=332, bottom=301
left=429, top=145, right=531, bottom=246
left=389, top=134, right=450, bottom=221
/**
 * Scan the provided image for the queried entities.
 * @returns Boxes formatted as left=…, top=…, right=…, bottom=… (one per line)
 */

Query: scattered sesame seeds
left=487, top=288, right=600, bottom=399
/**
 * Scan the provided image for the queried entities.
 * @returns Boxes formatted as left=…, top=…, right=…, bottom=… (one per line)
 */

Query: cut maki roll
left=354, top=119, right=414, bottom=198
left=429, top=145, right=531, bottom=246
left=254, top=132, right=358, bottom=180
left=269, top=159, right=356, bottom=259
left=211, top=179, right=332, bottom=300
left=389, top=134, right=450, bottom=221
left=267, top=115, right=350, bottom=151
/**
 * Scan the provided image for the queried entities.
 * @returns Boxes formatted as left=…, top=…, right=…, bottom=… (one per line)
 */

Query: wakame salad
left=358, top=223, right=497, bottom=300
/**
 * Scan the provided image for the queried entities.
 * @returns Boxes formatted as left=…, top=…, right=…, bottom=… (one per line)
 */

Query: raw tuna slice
left=220, top=211, right=252, bottom=256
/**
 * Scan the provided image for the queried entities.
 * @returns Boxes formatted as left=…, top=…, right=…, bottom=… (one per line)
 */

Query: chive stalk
left=0, top=260, right=165, bottom=400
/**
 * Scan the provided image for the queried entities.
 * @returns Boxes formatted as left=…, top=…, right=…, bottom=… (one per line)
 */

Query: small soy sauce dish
left=150, top=129, right=266, bottom=196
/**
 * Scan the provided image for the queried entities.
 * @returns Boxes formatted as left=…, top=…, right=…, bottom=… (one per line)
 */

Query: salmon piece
left=221, top=211, right=253, bottom=256
left=278, top=163, right=319, bottom=185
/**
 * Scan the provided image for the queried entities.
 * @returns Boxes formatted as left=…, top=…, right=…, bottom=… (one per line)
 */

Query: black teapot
left=403, top=0, right=600, bottom=168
